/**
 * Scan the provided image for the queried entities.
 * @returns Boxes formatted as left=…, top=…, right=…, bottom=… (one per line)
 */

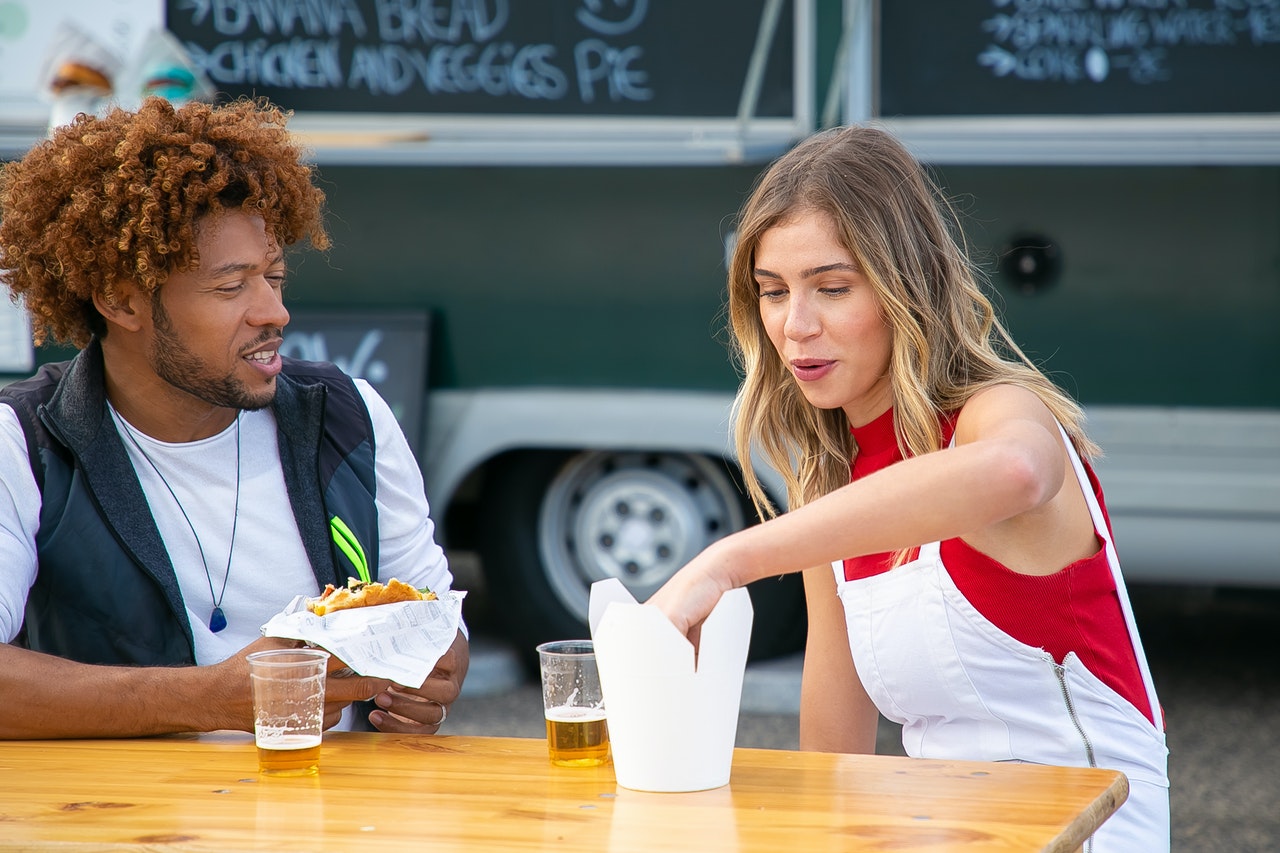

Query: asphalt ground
left=448, top=578, right=1280, bottom=853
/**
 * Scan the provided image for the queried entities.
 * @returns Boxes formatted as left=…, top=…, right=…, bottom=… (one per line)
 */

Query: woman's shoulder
left=953, top=384, right=1060, bottom=436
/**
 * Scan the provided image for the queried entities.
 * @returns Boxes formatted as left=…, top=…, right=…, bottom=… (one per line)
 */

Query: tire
left=478, top=449, right=806, bottom=667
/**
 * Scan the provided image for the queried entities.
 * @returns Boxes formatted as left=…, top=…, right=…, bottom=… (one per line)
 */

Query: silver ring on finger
left=428, top=699, right=447, bottom=727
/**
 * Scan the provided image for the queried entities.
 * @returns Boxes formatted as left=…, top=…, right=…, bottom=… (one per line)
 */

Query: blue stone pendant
left=209, top=606, right=228, bottom=633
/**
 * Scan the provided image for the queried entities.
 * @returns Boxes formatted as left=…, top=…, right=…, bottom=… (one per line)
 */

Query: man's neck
left=99, top=342, right=239, bottom=443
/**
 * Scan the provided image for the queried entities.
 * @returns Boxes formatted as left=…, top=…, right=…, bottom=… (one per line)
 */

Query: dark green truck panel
left=938, top=164, right=1280, bottom=409
left=293, top=163, right=762, bottom=393
left=286, top=161, right=1279, bottom=409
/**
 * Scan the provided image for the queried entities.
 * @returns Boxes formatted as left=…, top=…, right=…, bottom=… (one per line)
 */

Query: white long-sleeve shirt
left=0, top=378, right=454, bottom=666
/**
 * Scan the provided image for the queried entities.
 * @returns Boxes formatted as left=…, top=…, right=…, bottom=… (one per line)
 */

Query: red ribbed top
left=841, top=408, right=1155, bottom=725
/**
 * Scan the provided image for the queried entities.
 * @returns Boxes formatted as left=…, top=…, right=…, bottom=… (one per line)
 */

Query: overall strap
left=1056, top=421, right=1164, bottom=729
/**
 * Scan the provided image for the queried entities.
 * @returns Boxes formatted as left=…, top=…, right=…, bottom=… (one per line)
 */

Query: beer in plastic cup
left=536, top=640, right=610, bottom=767
left=247, top=648, right=329, bottom=776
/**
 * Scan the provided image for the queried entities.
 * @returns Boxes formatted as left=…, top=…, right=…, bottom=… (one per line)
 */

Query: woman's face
left=754, top=210, right=894, bottom=427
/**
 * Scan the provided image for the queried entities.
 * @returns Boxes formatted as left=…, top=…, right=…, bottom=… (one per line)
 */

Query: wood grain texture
left=0, top=732, right=1126, bottom=852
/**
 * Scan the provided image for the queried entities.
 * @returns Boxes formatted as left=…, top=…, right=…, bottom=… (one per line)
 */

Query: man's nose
left=249, top=278, right=290, bottom=328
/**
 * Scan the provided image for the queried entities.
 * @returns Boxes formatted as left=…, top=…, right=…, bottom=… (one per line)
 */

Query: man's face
left=147, top=211, right=289, bottom=411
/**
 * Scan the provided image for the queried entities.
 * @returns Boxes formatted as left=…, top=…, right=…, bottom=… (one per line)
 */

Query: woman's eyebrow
left=754, top=262, right=858, bottom=280
left=801, top=262, right=858, bottom=278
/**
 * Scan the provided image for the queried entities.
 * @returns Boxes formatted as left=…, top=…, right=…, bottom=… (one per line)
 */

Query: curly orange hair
left=0, top=96, right=329, bottom=348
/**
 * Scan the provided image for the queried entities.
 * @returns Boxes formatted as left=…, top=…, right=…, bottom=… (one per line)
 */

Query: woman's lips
left=791, top=359, right=835, bottom=381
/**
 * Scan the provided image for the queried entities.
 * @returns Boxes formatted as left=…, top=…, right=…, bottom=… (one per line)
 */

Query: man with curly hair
left=0, top=97, right=468, bottom=738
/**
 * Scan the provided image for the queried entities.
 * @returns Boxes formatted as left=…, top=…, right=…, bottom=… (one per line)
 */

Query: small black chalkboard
left=280, top=310, right=430, bottom=457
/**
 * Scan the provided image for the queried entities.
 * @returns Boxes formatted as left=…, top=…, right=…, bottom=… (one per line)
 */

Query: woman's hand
left=645, top=540, right=740, bottom=652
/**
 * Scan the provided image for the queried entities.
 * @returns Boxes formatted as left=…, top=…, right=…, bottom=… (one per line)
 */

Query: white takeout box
left=588, top=577, right=753, bottom=793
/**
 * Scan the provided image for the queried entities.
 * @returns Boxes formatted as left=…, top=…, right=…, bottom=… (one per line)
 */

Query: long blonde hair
left=728, top=125, right=1097, bottom=519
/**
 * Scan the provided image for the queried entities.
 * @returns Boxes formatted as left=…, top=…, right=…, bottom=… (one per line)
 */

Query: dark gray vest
left=1, top=340, right=380, bottom=665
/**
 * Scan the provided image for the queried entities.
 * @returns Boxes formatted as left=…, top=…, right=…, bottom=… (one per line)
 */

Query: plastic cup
left=247, top=648, right=329, bottom=776
left=536, top=640, right=610, bottom=767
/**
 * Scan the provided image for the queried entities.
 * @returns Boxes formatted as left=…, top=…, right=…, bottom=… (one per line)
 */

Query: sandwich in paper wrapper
left=588, top=577, right=753, bottom=792
left=262, top=580, right=466, bottom=688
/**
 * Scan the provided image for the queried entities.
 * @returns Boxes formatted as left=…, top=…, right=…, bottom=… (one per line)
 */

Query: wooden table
left=0, top=732, right=1126, bottom=852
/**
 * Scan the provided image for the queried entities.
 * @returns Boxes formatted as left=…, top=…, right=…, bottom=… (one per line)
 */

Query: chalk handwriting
left=172, top=0, right=654, bottom=103
left=977, top=0, right=1280, bottom=84
left=174, top=0, right=370, bottom=38
left=576, top=0, right=649, bottom=37
left=345, top=41, right=568, bottom=98
left=280, top=328, right=390, bottom=383
left=375, top=0, right=509, bottom=44
left=574, top=40, right=652, bottom=103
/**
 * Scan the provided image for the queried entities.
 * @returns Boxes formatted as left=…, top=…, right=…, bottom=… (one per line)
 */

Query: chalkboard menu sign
left=279, top=310, right=431, bottom=457
left=879, top=0, right=1280, bottom=118
left=164, top=0, right=796, bottom=120
left=846, top=0, right=1280, bottom=164
left=0, top=1, right=807, bottom=162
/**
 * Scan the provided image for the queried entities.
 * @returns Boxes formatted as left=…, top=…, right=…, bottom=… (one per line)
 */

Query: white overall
left=834, top=425, right=1170, bottom=852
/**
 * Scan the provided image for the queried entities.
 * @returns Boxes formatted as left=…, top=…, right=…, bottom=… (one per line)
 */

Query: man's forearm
left=0, top=643, right=243, bottom=739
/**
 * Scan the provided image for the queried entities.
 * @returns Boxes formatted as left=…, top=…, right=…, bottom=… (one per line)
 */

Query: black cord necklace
left=114, top=409, right=242, bottom=633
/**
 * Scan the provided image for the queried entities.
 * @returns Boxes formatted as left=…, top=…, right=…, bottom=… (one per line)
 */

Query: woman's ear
left=91, top=283, right=148, bottom=333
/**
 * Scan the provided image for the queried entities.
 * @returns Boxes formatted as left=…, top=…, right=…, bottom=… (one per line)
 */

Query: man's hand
left=212, top=637, right=392, bottom=732
left=366, top=630, right=470, bottom=734
left=204, top=636, right=300, bottom=732
left=320, top=653, right=393, bottom=730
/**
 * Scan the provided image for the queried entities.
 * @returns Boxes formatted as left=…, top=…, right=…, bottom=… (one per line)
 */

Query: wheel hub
left=537, top=452, right=745, bottom=622
left=572, top=469, right=702, bottom=590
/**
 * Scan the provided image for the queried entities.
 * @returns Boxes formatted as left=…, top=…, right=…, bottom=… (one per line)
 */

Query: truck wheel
left=478, top=450, right=806, bottom=665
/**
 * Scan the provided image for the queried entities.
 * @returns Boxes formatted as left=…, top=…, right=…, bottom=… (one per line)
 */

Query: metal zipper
left=1055, top=662, right=1098, bottom=853
left=1053, top=662, right=1097, bottom=767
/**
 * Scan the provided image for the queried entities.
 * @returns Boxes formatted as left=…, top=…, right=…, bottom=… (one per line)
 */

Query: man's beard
left=149, top=296, right=277, bottom=411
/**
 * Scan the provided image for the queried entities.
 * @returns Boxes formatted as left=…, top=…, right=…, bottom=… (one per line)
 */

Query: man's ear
left=91, top=283, right=150, bottom=333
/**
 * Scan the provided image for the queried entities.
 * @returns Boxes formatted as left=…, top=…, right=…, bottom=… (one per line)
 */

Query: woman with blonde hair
left=648, top=125, right=1169, bottom=850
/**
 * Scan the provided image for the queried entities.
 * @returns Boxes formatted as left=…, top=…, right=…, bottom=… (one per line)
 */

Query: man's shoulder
left=0, top=360, right=71, bottom=403
left=0, top=360, right=78, bottom=491
left=276, top=358, right=373, bottom=436
left=0, top=360, right=75, bottom=435
left=279, top=357, right=366, bottom=404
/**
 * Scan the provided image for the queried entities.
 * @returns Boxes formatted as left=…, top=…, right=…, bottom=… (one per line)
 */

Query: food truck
left=1, top=0, right=1276, bottom=661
